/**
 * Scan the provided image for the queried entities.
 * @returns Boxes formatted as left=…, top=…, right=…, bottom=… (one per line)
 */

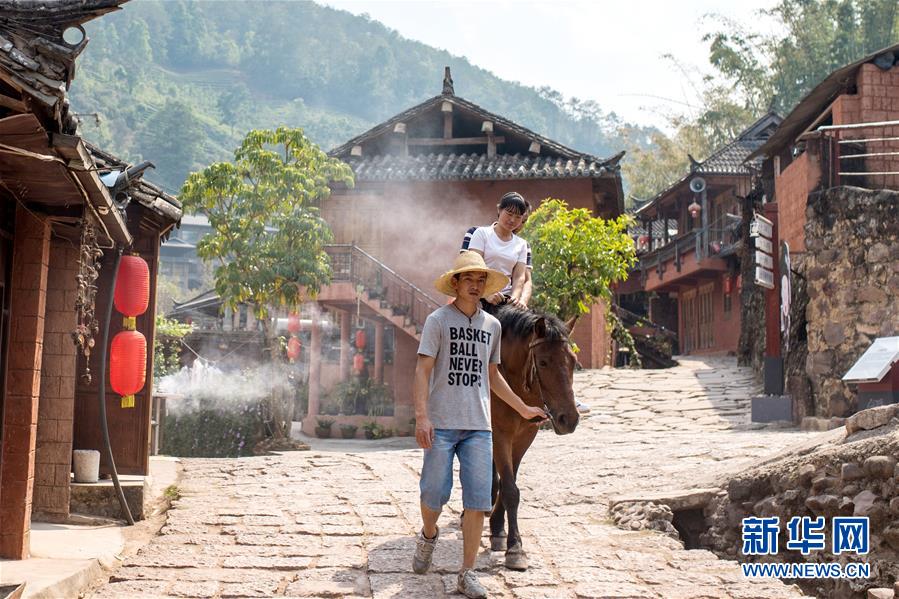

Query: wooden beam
left=487, top=133, right=496, bottom=159
left=407, top=136, right=505, bottom=146
left=0, top=93, right=26, bottom=112
left=443, top=111, right=452, bottom=139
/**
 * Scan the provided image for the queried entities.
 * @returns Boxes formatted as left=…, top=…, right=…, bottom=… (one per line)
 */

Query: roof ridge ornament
left=442, top=66, right=454, bottom=96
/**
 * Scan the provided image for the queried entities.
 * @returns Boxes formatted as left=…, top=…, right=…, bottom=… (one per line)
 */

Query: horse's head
left=525, top=316, right=579, bottom=435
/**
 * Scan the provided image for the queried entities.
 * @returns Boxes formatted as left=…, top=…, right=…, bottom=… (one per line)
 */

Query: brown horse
left=489, top=305, right=579, bottom=570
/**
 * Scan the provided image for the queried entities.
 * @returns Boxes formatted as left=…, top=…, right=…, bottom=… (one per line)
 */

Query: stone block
left=863, top=456, right=897, bottom=479
left=751, top=395, right=793, bottom=423
left=845, top=404, right=899, bottom=434
left=867, top=588, right=893, bottom=599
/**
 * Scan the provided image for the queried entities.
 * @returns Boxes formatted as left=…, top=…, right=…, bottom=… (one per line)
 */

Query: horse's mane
left=493, top=305, right=568, bottom=342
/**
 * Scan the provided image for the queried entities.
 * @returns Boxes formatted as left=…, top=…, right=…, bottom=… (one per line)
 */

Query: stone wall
left=702, top=405, right=899, bottom=599
left=804, top=187, right=899, bottom=417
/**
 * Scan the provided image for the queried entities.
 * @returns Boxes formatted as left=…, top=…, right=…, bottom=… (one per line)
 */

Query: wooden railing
left=324, top=244, right=442, bottom=334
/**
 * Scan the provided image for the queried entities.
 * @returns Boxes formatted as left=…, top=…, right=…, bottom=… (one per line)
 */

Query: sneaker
left=457, top=568, right=487, bottom=598
left=576, top=400, right=591, bottom=414
left=412, top=526, right=438, bottom=574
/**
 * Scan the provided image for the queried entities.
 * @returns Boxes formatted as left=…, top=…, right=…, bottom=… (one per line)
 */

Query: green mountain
left=72, top=0, right=651, bottom=193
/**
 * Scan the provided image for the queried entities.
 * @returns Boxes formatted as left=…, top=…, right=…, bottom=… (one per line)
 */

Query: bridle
left=523, top=336, right=559, bottom=431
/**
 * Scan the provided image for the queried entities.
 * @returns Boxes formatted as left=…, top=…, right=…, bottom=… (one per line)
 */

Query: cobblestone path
left=91, top=357, right=815, bottom=598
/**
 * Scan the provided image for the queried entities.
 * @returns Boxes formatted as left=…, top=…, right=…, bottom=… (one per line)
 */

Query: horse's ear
left=533, top=317, right=547, bottom=339
left=564, top=315, right=579, bottom=334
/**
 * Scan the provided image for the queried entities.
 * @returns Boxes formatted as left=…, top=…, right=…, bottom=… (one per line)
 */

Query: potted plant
left=362, top=420, right=381, bottom=440
left=315, top=418, right=334, bottom=438
left=339, top=424, right=358, bottom=439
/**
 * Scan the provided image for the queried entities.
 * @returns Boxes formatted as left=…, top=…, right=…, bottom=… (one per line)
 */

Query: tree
left=141, top=100, right=204, bottom=192
left=519, top=199, right=636, bottom=322
left=217, top=84, right=252, bottom=135
left=179, top=127, right=354, bottom=438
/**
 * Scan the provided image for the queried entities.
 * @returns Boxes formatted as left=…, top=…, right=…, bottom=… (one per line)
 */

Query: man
left=412, top=251, right=546, bottom=598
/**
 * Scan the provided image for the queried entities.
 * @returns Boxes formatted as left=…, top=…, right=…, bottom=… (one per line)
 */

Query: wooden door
left=680, top=289, right=697, bottom=354
left=698, top=283, right=715, bottom=350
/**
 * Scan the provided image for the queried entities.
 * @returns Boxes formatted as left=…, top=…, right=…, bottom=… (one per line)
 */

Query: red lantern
left=723, top=275, right=732, bottom=294
left=637, top=234, right=649, bottom=250
left=355, top=329, right=366, bottom=350
left=287, top=312, right=301, bottom=334
left=114, top=255, right=150, bottom=318
left=688, top=200, right=701, bottom=220
left=287, top=336, right=301, bottom=361
left=353, top=353, right=364, bottom=374
left=110, top=330, right=146, bottom=408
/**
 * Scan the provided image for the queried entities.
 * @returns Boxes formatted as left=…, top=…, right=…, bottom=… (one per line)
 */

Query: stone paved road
left=91, top=357, right=815, bottom=598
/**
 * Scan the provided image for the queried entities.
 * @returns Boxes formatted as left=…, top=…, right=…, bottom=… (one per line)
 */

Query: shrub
left=162, top=399, right=264, bottom=457
left=339, top=424, right=358, bottom=439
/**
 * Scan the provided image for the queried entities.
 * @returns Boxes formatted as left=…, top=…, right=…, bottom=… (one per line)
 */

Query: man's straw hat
left=434, top=251, right=508, bottom=298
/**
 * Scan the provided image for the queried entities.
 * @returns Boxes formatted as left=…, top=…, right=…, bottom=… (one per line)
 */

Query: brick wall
left=775, top=152, right=818, bottom=253
left=0, top=205, right=50, bottom=559
left=32, top=239, right=79, bottom=522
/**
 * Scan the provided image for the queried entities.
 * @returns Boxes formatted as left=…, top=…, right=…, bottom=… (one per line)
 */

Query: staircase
left=615, top=305, right=678, bottom=369
left=324, top=245, right=442, bottom=341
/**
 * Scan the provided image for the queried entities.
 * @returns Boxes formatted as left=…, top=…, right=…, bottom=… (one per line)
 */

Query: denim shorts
left=420, top=429, right=493, bottom=512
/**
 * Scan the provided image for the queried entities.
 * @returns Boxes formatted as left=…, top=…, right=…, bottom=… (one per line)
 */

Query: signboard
left=752, top=213, right=774, bottom=238
left=755, top=237, right=773, bottom=254
left=755, top=266, right=774, bottom=289
left=756, top=251, right=773, bottom=269
left=843, top=337, right=899, bottom=383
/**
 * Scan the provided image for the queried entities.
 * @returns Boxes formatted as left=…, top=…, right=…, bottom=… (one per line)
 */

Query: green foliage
left=141, top=99, right=205, bottom=191
left=161, top=401, right=264, bottom=457
left=316, top=418, right=335, bottom=429
left=362, top=420, right=392, bottom=440
left=163, top=484, right=181, bottom=501
left=325, top=378, right=394, bottom=416
left=339, top=424, right=358, bottom=438
left=519, top=199, right=636, bottom=322
left=153, top=314, right=193, bottom=380
left=179, top=127, right=354, bottom=318
left=71, top=1, right=651, bottom=195
left=623, top=1, right=899, bottom=200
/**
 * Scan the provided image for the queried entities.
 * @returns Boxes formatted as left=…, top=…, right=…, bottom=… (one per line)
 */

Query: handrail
left=324, top=245, right=441, bottom=334
left=350, top=245, right=442, bottom=308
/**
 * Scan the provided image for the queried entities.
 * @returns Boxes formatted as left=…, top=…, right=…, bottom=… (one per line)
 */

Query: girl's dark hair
left=497, top=192, right=529, bottom=216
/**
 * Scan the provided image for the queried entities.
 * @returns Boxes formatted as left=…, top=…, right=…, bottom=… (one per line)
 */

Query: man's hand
left=519, top=405, right=548, bottom=423
left=416, top=416, right=435, bottom=449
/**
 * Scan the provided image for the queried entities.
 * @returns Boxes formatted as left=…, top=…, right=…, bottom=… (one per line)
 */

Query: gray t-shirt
left=417, top=304, right=502, bottom=431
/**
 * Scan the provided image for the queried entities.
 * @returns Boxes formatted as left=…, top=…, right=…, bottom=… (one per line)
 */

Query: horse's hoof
left=505, top=547, right=528, bottom=571
left=490, top=533, right=506, bottom=552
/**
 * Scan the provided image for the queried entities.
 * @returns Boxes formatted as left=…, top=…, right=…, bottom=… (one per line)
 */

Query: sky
left=318, top=0, right=781, bottom=129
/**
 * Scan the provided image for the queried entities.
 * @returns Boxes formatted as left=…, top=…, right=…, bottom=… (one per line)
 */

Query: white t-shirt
left=463, top=225, right=529, bottom=294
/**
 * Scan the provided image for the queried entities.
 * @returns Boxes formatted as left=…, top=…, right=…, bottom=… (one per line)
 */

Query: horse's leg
left=504, top=428, right=538, bottom=571
left=489, top=460, right=507, bottom=551
left=493, top=439, right=517, bottom=560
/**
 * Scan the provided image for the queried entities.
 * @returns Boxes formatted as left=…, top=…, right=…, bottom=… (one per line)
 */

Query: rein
left=524, top=337, right=556, bottom=429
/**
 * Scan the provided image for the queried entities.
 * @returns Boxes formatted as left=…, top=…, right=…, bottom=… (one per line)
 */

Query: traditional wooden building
left=0, top=1, right=181, bottom=559
left=619, top=113, right=781, bottom=355
left=298, top=69, right=626, bottom=435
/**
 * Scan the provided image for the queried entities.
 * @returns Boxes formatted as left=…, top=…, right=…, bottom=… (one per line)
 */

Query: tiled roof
left=330, top=94, right=619, bottom=168
left=634, top=112, right=782, bottom=216
left=345, top=151, right=620, bottom=181
left=86, top=142, right=182, bottom=224
left=694, top=138, right=766, bottom=176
